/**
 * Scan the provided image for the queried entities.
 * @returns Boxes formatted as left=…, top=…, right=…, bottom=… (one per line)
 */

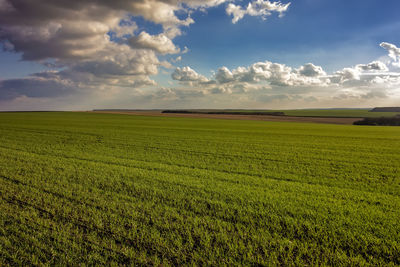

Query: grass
left=0, top=112, right=399, bottom=265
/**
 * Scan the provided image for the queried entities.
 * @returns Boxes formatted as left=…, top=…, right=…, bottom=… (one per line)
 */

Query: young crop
left=0, top=112, right=399, bottom=265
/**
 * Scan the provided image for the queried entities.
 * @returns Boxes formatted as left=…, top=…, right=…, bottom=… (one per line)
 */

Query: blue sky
left=1, top=0, right=400, bottom=110
left=172, top=0, right=400, bottom=73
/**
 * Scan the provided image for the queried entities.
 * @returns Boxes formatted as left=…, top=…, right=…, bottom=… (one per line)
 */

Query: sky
left=1, top=0, right=400, bottom=111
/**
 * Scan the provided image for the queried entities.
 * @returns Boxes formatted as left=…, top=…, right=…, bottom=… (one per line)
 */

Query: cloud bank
left=166, top=42, right=400, bottom=108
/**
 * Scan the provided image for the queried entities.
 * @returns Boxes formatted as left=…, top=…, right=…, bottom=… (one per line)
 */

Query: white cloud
left=214, top=61, right=329, bottom=86
left=355, top=61, right=388, bottom=72
left=297, top=63, right=326, bottom=77
left=172, top=66, right=209, bottom=83
left=129, top=32, right=180, bottom=54
left=380, top=42, right=400, bottom=67
left=226, top=0, right=291, bottom=24
left=334, top=68, right=361, bottom=82
left=331, top=60, right=394, bottom=87
left=172, top=56, right=182, bottom=63
left=215, top=67, right=235, bottom=83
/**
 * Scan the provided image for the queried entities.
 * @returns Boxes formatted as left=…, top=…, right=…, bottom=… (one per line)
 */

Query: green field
left=0, top=112, right=399, bottom=265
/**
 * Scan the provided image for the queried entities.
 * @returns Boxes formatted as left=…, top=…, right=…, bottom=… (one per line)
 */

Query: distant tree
left=354, top=117, right=400, bottom=126
left=370, top=107, right=400, bottom=112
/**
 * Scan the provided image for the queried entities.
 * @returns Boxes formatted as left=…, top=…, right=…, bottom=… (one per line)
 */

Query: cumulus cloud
left=0, top=0, right=229, bottom=55
left=334, top=68, right=361, bottom=82
left=72, top=45, right=161, bottom=77
left=331, top=60, right=396, bottom=87
left=129, top=32, right=180, bottom=54
left=172, top=66, right=209, bottom=83
left=355, top=61, right=388, bottom=72
left=0, top=0, right=212, bottom=61
left=297, top=63, right=326, bottom=77
left=214, top=61, right=329, bottom=86
left=226, top=0, right=291, bottom=23
left=380, top=42, right=400, bottom=67
left=215, top=67, right=235, bottom=83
